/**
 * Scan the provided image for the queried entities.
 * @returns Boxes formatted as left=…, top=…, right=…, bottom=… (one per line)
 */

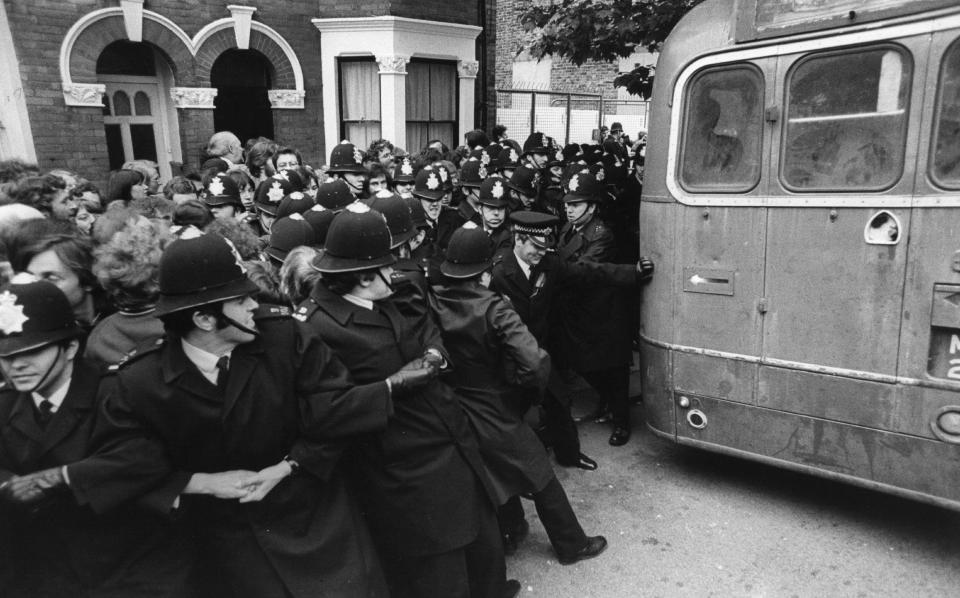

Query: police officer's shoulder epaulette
left=108, top=337, right=166, bottom=372
left=292, top=300, right=319, bottom=323
left=253, top=304, right=292, bottom=322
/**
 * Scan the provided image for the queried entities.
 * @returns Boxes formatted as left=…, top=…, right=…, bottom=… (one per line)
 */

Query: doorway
left=211, top=49, right=274, bottom=146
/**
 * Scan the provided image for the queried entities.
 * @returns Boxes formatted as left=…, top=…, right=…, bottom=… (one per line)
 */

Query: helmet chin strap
left=376, top=269, right=395, bottom=295
left=23, top=344, right=63, bottom=394
left=219, top=313, right=259, bottom=336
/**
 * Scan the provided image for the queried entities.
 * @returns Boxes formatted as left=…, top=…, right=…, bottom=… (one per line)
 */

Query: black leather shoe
left=503, top=579, right=522, bottom=598
left=558, top=535, right=608, bottom=565
left=502, top=518, right=529, bottom=556
left=609, top=426, right=631, bottom=446
left=573, top=452, right=598, bottom=471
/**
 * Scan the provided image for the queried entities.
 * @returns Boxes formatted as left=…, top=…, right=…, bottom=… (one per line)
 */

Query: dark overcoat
left=68, top=315, right=392, bottom=598
left=0, top=358, right=192, bottom=598
left=297, top=284, right=497, bottom=558
left=553, top=212, right=635, bottom=372
left=429, top=282, right=555, bottom=503
left=489, top=249, right=640, bottom=347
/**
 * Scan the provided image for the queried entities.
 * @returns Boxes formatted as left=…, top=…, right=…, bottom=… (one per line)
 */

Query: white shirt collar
left=514, top=248, right=532, bottom=279
left=32, top=377, right=71, bottom=413
left=181, top=338, right=231, bottom=385
left=342, top=293, right=375, bottom=311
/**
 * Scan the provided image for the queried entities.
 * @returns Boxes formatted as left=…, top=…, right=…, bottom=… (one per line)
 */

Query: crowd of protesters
left=0, top=124, right=653, bottom=598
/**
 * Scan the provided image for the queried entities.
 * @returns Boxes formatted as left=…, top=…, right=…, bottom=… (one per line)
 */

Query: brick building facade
left=0, top=0, right=497, bottom=185
left=494, top=0, right=653, bottom=143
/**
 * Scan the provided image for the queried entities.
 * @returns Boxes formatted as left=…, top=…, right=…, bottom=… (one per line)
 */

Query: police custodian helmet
left=154, top=233, right=259, bottom=316
left=0, top=280, right=84, bottom=357
left=311, top=202, right=396, bottom=273
left=441, top=223, right=494, bottom=279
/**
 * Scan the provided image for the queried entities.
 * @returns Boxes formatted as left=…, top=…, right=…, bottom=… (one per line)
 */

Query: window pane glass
left=344, top=122, right=382, bottom=151
left=104, top=124, right=125, bottom=171
left=932, top=38, right=960, bottom=188
left=679, top=66, right=763, bottom=192
left=406, top=123, right=429, bottom=154
left=783, top=48, right=910, bottom=191
left=428, top=122, right=454, bottom=150
left=113, top=91, right=131, bottom=116
left=430, top=63, right=456, bottom=121
left=134, top=91, right=152, bottom=116
left=130, top=124, right=158, bottom=161
left=406, top=62, right=431, bottom=120
left=340, top=61, right=380, bottom=120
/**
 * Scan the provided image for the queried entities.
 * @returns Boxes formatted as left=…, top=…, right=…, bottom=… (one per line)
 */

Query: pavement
left=506, top=392, right=960, bottom=597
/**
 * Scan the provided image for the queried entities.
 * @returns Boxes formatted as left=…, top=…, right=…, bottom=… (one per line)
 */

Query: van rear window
left=782, top=47, right=911, bottom=192
left=931, top=38, right=960, bottom=189
left=679, top=66, right=763, bottom=193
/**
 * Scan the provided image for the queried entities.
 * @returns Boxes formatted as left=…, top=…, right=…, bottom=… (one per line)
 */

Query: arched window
left=97, top=40, right=179, bottom=178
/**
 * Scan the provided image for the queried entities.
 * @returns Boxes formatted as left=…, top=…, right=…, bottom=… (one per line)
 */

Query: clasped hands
left=0, top=467, right=66, bottom=506
left=184, top=460, right=292, bottom=503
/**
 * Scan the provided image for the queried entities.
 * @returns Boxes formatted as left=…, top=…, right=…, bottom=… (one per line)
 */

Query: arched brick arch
left=67, top=15, right=193, bottom=85
left=195, top=29, right=296, bottom=90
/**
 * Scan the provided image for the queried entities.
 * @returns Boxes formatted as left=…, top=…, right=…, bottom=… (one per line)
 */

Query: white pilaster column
left=457, top=60, right=479, bottom=145
left=376, top=54, right=410, bottom=149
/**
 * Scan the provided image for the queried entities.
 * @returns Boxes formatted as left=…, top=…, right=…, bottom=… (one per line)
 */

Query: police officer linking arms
left=39, top=234, right=438, bottom=598
left=297, top=203, right=520, bottom=598
left=0, top=279, right=193, bottom=597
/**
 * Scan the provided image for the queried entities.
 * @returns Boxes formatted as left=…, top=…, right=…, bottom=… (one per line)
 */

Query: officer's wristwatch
left=282, top=455, right=301, bottom=476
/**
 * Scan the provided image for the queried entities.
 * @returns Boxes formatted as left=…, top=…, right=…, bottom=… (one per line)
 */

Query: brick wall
left=4, top=0, right=483, bottom=186
left=495, top=0, right=621, bottom=100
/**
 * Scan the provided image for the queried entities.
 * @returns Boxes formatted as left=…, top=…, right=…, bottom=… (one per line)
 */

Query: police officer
left=0, top=279, right=191, bottom=597
left=554, top=172, right=637, bottom=445
left=476, top=177, right=513, bottom=261
left=326, top=140, right=368, bottom=198
left=297, top=203, right=518, bottom=598
left=71, top=233, right=416, bottom=598
left=203, top=171, right=245, bottom=222
left=431, top=226, right=608, bottom=565
left=489, top=212, right=654, bottom=470
left=455, top=158, right=487, bottom=228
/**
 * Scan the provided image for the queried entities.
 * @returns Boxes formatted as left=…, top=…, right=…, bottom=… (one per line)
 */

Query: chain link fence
left=496, top=89, right=650, bottom=146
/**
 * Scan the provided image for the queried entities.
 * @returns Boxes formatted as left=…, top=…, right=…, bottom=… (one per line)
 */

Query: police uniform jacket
left=68, top=313, right=392, bottom=598
left=553, top=213, right=634, bottom=372
left=489, top=248, right=640, bottom=348
left=429, top=282, right=554, bottom=504
left=297, top=283, right=497, bottom=558
left=0, top=357, right=192, bottom=598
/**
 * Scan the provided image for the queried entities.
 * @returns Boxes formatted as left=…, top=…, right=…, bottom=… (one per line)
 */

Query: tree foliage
left=519, top=0, right=705, bottom=98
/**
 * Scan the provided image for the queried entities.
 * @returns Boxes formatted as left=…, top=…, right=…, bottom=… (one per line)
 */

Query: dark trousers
left=541, top=371, right=581, bottom=464
left=499, top=476, right=587, bottom=558
left=383, top=499, right=506, bottom=598
left=581, top=365, right=631, bottom=429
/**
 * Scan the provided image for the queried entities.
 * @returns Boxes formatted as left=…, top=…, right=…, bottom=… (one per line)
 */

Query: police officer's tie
left=216, top=355, right=230, bottom=393
left=37, top=399, right=54, bottom=426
